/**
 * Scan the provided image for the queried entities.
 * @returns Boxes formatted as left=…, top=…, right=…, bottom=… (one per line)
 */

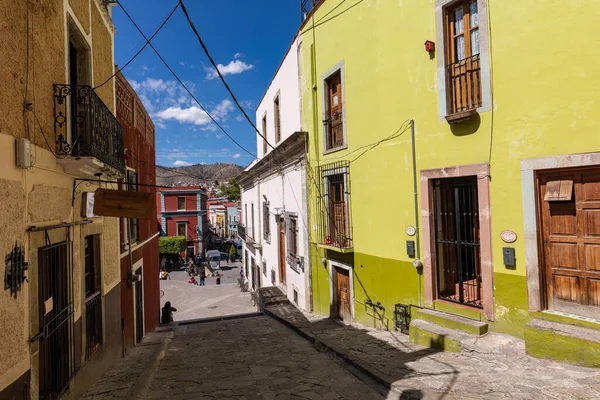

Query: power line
left=117, top=0, right=257, bottom=159
left=94, top=1, right=180, bottom=90
left=179, top=1, right=275, bottom=151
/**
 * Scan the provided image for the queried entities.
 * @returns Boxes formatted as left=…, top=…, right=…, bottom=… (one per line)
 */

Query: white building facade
left=239, top=35, right=311, bottom=310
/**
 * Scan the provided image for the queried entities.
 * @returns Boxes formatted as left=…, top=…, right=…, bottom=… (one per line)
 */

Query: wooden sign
left=93, top=188, right=156, bottom=219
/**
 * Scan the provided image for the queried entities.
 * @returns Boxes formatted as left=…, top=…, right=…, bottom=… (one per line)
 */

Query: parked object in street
left=159, top=269, right=170, bottom=280
left=161, top=301, right=177, bottom=324
left=209, top=255, right=221, bottom=270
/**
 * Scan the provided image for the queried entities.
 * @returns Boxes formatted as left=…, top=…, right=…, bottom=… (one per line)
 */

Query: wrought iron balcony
left=54, top=84, right=125, bottom=176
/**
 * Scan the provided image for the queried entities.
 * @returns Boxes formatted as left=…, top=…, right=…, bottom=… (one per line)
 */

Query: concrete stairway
left=258, top=286, right=289, bottom=310
left=409, top=308, right=488, bottom=352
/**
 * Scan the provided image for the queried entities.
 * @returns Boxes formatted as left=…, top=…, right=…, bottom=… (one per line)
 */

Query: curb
left=128, top=339, right=170, bottom=400
left=263, top=307, right=394, bottom=393
left=175, top=311, right=264, bottom=326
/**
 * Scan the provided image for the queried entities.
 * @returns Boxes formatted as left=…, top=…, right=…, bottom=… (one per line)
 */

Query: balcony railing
left=446, top=54, right=482, bottom=115
left=54, top=84, right=125, bottom=173
left=324, top=110, right=344, bottom=151
left=85, top=291, right=102, bottom=359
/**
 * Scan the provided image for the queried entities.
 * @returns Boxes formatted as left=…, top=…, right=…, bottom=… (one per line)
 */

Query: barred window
left=315, top=161, right=353, bottom=249
left=286, top=213, right=298, bottom=266
left=126, top=170, right=139, bottom=243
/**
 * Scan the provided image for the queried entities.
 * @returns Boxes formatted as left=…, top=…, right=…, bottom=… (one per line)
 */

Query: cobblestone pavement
left=267, top=304, right=600, bottom=400
left=146, top=315, right=382, bottom=400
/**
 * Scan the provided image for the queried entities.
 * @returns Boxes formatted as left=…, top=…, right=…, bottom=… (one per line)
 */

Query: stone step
left=409, top=319, right=479, bottom=352
left=415, top=308, right=488, bottom=336
left=524, top=318, right=600, bottom=367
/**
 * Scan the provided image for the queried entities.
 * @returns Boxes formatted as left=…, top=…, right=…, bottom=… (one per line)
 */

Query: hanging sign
left=83, top=192, right=99, bottom=218
left=93, top=188, right=156, bottom=219
left=405, top=226, right=416, bottom=236
left=500, top=230, right=517, bottom=243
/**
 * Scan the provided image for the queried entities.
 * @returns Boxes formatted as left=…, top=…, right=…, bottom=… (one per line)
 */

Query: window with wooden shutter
left=445, top=0, right=482, bottom=118
left=177, top=196, right=186, bottom=210
left=325, top=71, right=344, bottom=150
left=274, top=96, right=281, bottom=143
left=544, top=180, right=574, bottom=202
left=177, top=222, right=187, bottom=238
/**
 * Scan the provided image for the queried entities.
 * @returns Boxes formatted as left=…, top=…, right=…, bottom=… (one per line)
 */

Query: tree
left=218, top=177, right=241, bottom=201
left=159, top=236, right=187, bottom=254
left=228, top=244, right=236, bottom=260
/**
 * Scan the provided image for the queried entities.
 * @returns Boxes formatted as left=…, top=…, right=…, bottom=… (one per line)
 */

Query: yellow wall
left=301, top=0, right=600, bottom=334
left=0, top=0, right=119, bottom=395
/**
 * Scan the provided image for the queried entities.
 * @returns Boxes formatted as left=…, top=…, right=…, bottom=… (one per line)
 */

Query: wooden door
left=279, top=218, right=286, bottom=284
left=335, top=268, right=351, bottom=323
left=539, top=168, right=600, bottom=318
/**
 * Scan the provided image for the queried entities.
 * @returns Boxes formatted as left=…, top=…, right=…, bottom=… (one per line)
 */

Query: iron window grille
left=262, top=260, right=267, bottom=275
left=263, top=201, right=271, bottom=241
left=53, top=84, right=125, bottom=173
left=315, top=161, right=353, bottom=249
left=125, top=170, right=139, bottom=243
left=38, top=238, right=75, bottom=400
left=84, top=235, right=102, bottom=359
left=271, top=269, right=276, bottom=285
left=4, top=242, right=28, bottom=298
left=286, top=213, right=300, bottom=271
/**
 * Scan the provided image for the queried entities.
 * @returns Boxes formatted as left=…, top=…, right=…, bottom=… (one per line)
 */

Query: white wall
left=255, top=36, right=301, bottom=158
left=241, top=34, right=310, bottom=310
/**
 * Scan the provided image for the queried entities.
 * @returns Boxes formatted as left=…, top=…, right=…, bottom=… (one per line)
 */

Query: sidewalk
left=265, top=303, right=600, bottom=400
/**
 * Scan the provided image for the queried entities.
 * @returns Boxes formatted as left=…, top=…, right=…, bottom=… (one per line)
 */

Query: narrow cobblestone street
left=83, top=297, right=600, bottom=400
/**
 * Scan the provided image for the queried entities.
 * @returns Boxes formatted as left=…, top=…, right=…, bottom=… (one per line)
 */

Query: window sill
left=445, top=109, right=478, bottom=124
left=316, top=243, right=354, bottom=253
left=323, top=144, right=348, bottom=156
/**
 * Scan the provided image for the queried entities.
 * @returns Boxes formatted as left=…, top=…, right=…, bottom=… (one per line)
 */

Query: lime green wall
left=301, top=0, right=600, bottom=334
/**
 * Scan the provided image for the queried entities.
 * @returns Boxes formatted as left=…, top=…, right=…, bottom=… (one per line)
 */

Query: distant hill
left=156, top=163, right=244, bottom=187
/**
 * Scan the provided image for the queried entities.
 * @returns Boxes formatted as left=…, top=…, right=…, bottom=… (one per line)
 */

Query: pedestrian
left=188, top=276, right=197, bottom=285
left=200, top=271, right=206, bottom=286
left=160, top=268, right=170, bottom=280
left=161, top=301, right=177, bottom=324
left=216, top=272, right=221, bottom=285
left=240, top=268, right=244, bottom=279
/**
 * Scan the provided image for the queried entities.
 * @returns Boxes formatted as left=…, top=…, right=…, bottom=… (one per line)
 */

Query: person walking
left=161, top=301, right=177, bottom=324
left=216, top=272, right=221, bottom=285
left=199, top=271, right=206, bottom=286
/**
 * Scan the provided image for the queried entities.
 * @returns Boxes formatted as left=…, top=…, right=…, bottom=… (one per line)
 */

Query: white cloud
left=155, top=99, right=234, bottom=128
left=172, top=160, right=194, bottom=167
left=215, top=134, right=224, bottom=139
left=179, top=61, right=185, bottom=66
left=232, top=153, right=241, bottom=159
left=233, top=52, right=244, bottom=59
left=155, top=121, right=166, bottom=129
left=156, top=106, right=211, bottom=126
left=212, top=99, right=234, bottom=120
left=129, top=77, right=195, bottom=114
left=235, top=115, right=244, bottom=121
left=205, top=60, right=254, bottom=80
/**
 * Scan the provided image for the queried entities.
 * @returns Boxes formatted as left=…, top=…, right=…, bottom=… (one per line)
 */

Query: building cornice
left=238, top=131, right=308, bottom=186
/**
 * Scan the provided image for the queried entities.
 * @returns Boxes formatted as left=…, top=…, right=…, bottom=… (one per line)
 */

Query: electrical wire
left=33, top=112, right=66, bottom=159
left=94, top=1, right=181, bottom=90
left=301, top=0, right=365, bottom=35
left=117, top=1, right=257, bottom=159
left=179, top=1, right=275, bottom=151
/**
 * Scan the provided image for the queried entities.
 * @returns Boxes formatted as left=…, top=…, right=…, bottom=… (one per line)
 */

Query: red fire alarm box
left=424, top=40, right=435, bottom=52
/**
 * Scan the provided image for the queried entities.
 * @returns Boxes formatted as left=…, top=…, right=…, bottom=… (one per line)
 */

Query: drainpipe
left=410, top=119, right=423, bottom=307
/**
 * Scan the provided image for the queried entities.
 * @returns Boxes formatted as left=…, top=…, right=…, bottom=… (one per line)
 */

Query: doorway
left=134, top=268, right=144, bottom=344
left=38, top=240, right=74, bottom=400
left=433, top=177, right=482, bottom=308
left=334, top=267, right=351, bottom=323
left=538, top=168, right=600, bottom=318
left=278, top=217, right=286, bottom=285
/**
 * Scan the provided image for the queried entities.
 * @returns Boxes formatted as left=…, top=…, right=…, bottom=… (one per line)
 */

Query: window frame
left=177, top=222, right=187, bottom=238
left=125, top=169, right=139, bottom=244
left=177, top=196, right=186, bottom=211
left=261, top=113, right=268, bottom=156
left=286, top=212, right=299, bottom=267
left=263, top=201, right=271, bottom=242
left=274, top=93, right=281, bottom=143
left=435, top=0, right=491, bottom=120
left=321, top=61, right=347, bottom=154
left=251, top=202, right=255, bottom=240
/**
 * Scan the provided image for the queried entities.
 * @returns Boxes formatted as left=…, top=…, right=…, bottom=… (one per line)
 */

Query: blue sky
left=112, top=0, right=299, bottom=167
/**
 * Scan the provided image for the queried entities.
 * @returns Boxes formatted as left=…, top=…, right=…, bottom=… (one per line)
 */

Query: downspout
left=410, top=119, right=423, bottom=307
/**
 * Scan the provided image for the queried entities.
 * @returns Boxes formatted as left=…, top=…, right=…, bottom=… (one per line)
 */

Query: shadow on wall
left=260, top=289, right=460, bottom=398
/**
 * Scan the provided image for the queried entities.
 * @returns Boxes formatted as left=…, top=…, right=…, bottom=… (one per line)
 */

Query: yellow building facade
left=0, top=0, right=125, bottom=398
left=301, top=0, right=600, bottom=365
